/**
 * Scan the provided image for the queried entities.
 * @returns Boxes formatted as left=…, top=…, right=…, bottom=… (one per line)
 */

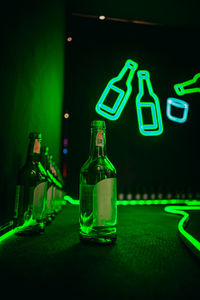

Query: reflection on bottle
left=166, top=98, right=189, bottom=123
left=95, top=59, right=138, bottom=120
left=136, top=70, right=163, bottom=136
left=174, top=73, right=200, bottom=96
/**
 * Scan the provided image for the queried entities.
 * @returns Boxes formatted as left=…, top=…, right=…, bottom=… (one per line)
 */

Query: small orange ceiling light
left=67, top=37, right=72, bottom=42
left=64, top=113, right=70, bottom=119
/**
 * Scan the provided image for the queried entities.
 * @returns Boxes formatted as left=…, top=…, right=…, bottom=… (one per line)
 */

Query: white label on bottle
left=47, top=185, right=53, bottom=211
left=32, top=182, right=47, bottom=220
left=93, top=178, right=117, bottom=227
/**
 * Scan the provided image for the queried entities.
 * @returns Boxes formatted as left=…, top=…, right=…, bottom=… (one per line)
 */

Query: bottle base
left=80, top=226, right=117, bottom=245
left=15, top=220, right=45, bottom=236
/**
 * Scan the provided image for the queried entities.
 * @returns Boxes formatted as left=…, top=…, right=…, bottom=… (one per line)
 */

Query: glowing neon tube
left=164, top=205, right=200, bottom=258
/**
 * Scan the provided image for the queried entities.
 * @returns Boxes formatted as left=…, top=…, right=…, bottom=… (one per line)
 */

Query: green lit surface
left=95, top=59, right=138, bottom=120
left=174, top=73, right=200, bottom=96
left=136, top=71, right=163, bottom=136
left=2, top=195, right=200, bottom=261
left=165, top=205, right=200, bottom=257
left=64, top=195, right=200, bottom=258
left=0, top=228, right=18, bottom=243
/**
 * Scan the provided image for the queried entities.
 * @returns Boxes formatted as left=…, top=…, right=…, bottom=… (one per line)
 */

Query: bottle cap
left=29, top=132, right=42, bottom=140
left=91, top=120, right=106, bottom=128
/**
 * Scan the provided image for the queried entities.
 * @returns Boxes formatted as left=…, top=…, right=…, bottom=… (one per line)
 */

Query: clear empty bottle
left=79, top=120, right=117, bottom=244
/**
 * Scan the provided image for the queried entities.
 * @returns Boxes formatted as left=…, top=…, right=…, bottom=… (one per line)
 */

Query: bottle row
left=14, top=132, right=65, bottom=236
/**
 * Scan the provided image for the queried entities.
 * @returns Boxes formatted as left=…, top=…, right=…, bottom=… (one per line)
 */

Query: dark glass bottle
left=14, top=133, right=46, bottom=235
left=40, top=146, right=50, bottom=223
left=79, top=120, right=117, bottom=244
left=46, top=153, right=55, bottom=220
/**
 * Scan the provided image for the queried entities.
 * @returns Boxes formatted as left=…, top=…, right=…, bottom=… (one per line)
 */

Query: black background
left=64, top=16, right=200, bottom=199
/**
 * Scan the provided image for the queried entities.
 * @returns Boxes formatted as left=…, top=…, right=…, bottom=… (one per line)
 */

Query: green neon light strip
left=174, top=73, right=200, bottom=96
left=0, top=227, right=19, bottom=243
left=136, top=71, right=163, bottom=136
left=164, top=205, right=200, bottom=258
left=95, top=59, right=138, bottom=120
left=117, top=199, right=200, bottom=206
left=64, top=196, right=200, bottom=207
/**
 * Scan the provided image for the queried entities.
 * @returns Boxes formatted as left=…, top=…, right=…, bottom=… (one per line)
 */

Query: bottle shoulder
left=80, top=156, right=116, bottom=185
left=17, top=161, right=46, bottom=185
left=81, top=156, right=116, bottom=171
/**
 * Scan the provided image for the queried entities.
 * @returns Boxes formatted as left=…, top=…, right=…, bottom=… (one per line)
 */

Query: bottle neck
left=89, top=127, right=107, bottom=158
left=26, top=139, right=41, bottom=164
left=139, top=77, right=151, bottom=95
left=118, top=60, right=138, bottom=82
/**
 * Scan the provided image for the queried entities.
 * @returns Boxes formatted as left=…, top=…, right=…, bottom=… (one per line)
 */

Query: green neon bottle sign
left=136, top=71, right=163, bottom=136
left=174, top=73, right=200, bottom=96
left=95, top=59, right=138, bottom=120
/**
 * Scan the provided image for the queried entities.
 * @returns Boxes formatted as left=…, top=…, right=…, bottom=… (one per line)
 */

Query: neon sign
left=95, top=59, right=199, bottom=134
left=95, top=59, right=138, bottom=120
left=174, top=73, right=200, bottom=96
left=135, top=71, right=163, bottom=136
left=166, top=98, right=189, bottom=123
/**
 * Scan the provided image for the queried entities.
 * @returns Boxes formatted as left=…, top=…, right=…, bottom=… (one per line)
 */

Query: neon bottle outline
left=135, top=70, right=163, bottom=136
left=95, top=59, right=138, bottom=121
left=174, top=73, right=200, bottom=96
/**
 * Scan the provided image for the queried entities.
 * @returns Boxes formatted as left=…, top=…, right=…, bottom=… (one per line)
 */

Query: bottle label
left=47, top=185, right=53, bottom=211
left=32, top=182, right=47, bottom=220
left=96, top=130, right=104, bottom=146
left=93, top=178, right=117, bottom=227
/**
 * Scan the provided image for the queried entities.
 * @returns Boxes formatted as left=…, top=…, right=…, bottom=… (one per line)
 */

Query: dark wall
left=68, top=0, right=200, bottom=27
left=0, top=1, right=65, bottom=227
left=64, top=16, right=200, bottom=200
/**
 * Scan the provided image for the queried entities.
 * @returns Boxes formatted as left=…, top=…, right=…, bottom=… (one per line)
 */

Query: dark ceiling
left=68, top=0, right=200, bottom=28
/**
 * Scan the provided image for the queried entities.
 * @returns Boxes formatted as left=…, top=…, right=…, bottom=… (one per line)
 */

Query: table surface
left=0, top=204, right=200, bottom=297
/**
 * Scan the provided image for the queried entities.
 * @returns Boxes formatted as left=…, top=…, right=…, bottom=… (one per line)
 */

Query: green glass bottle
left=40, top=146, right=51, bottom=223
left=79, top=120, right=117, bottom=244
left=46, top=154, right=56, bottom=220
left=14, top=133, right=46, bottom=235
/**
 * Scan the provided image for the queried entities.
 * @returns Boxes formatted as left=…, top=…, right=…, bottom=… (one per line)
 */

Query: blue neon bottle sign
left=95, top=59, right=138, bottom=120
left=135, top=71, right=163, bottom=136
left=166, top=98, right=189, bottom=123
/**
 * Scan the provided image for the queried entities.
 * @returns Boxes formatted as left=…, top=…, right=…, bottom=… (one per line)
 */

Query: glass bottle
left=14, top=132, right=46, bottom=235
left=40, top=146, right=50, bottom=223
left=79, top=120, right=117, bottom=244
left=46, top=154, right=56, bottom=220
left=53, top=164, right=64, bottom=213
